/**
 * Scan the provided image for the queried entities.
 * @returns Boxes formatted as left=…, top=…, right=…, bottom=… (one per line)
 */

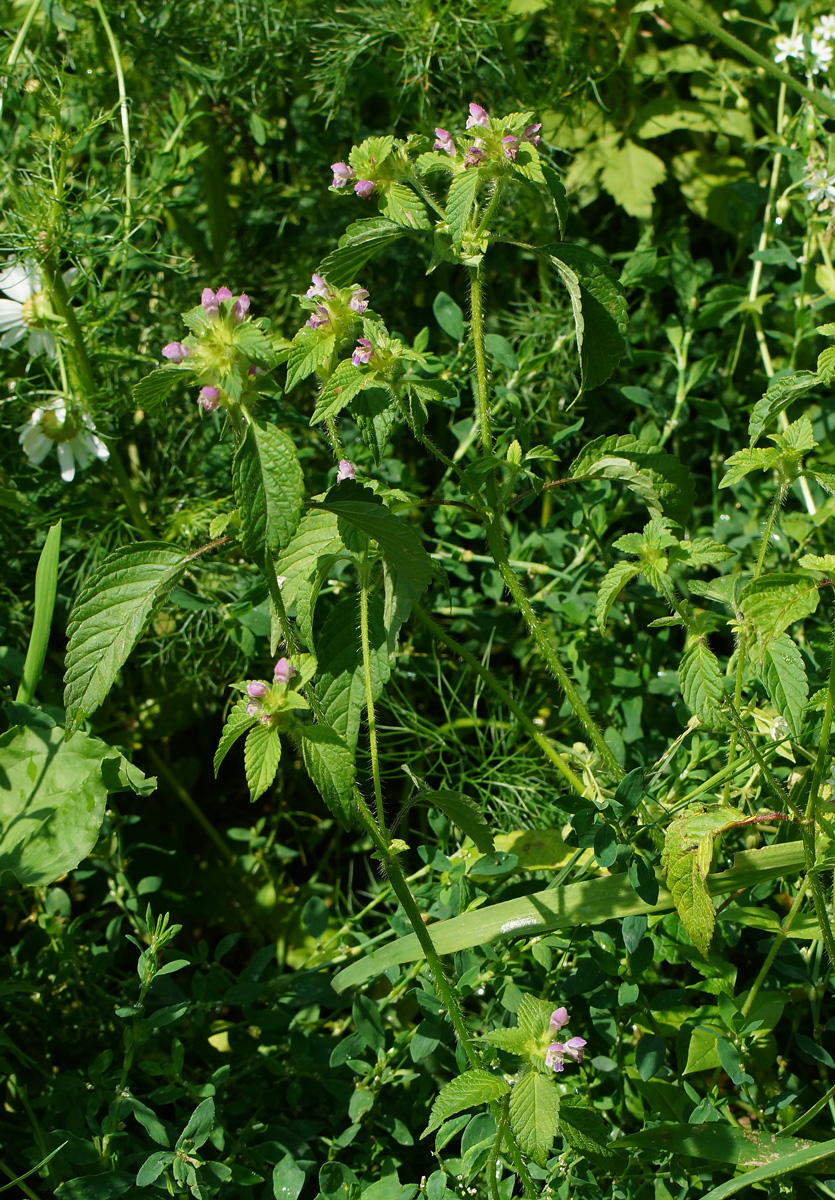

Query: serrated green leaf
left=597, top=561, right=642, bottom=629
left=762, top=634, right=807, bottom=739
left=446, top=170, right=481, bottom=245
left=799, top=553, right=835, bottom=573
left=671, top=538, right=737, bottom=568
left=719, top=447, right=781, bottom=488
left=233, top=420, right=304, bottom=563
left=379, top=182, right=430, bottom=230
left=509, top=1071, right=558, bottom=1167
left=299, top=724, right=355, bottom=826
left=679, top=640, right=728, bottom=730
left=810, top=470, right=835, bottom=496
left=748, top=372, right=819, bottom=443
left=740, top=573, right=820, bottom=648
left=662, top=806, right=745, bottom=957
left=516, top=995, right=553, bottom=1040
left=132, top=368, right=184, bottom=413
left=351, top=385, right=398, bottom=465
left=275, top=510, right=346, bottom=615
left=311, top=359, right=369, bottom=425
left=558, top=1100, right=616, bottom=1159
left=316, top=596, right=390, bottom=749
left=64, top=543, right=189, bottom=735
left=481, top=1027, right=529, bottom=1054
left=214, top=698, right=257, bottom=776
left=418, top=790, right=494, bottom=855
left=317, top=217, right=406, bottom=289
left=244, top=723, right=281, bottom=802
left=570, top=435, right=694, bottom=525
left=600, top=139, right=666, bottom=219
left=285, top=330, right=336, bottom=392
left=349, top=135, right=394, bottom=174
left=540, top=244, right=628, bottom=392
left=771, top=414, right=816, bottom=454
left=423, top=1070, right=510, bottom=1137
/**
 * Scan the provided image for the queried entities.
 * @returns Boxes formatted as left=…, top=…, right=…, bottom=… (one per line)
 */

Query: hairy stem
left=359, top=547, right=386, bottom=833
left=469, top=265, right=492, bottom=452
left=484, top=516, right=624, bottom=780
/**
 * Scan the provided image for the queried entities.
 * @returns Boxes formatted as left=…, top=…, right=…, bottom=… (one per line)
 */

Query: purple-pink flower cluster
left=244, top=659, right=297, bottom=725
left=544, top=1006, right=586, bottom=1073
left=331, top=162, right=376, bottom=199
left=336, top=459, right=356, bottom=482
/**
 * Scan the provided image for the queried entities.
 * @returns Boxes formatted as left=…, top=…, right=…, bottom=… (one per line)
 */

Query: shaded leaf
left=299, top=724, right=355, bottom=827
left=233, top=420, right=304, bottom=562
left=244, top=723, right=281, bottom=802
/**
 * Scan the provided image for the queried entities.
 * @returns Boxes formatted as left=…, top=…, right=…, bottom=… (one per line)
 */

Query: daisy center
left=41, top=409, right=80, bottom=443
left=21, top=289, right=52, bottom=329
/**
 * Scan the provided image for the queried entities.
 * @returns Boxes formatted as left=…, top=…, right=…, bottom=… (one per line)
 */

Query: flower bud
left=234, top=293, right=250, bottom=322
left=522, top=123, right=541, bottom=146
left=216, top=286, right=233, bottom=301
left=502, top=135, right=519, bottom=161
left=336, top=459, right=356, bottom=482
left=201, top=288, right=219, bottom=315
left=162, top=342, right=189, bottom=362
left=247, top=681, right=269, bottom=698
left=466, top=102, right=489, bottom=129
left=354, top=179, right=375, bottom=199
left=307, top=306, right=330, bottom=330
left=274, top=657, right=296, bottom=683
left=199, top=386, right=220, bottom=412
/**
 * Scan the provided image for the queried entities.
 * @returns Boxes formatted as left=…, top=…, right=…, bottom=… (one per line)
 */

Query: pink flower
left=502, top=135, right=519, bottom=161
left=522, top=123, right=541, bottom=146
left=354, top=179, right=375, bottom=199
left=331, top=162, right=354, bottom=188
left=274, top=657, right=296, bottom=684
left=234, top=293, right=250, bottom=322
left=336, top=459, right=356, bottom=482
left=246, top=701, right=261, bottom=717
left=216, top=286, right=233, bottom=301
left=434, top=127, right=455, bottom=155
left=350, top=288, right=369, bottom=313
left=199, top=386, right=220, bottom=412
left=549, top=1007, right=569, bottom=1032
left=305, top=274, right=331, bottom=299
left=307, top=306, right=330, bottom=330
left=247, top=681, right=268, bottom=698
left=565, top=1036, right=587, bottom=1063
left=201, top=288, right=219, bottom=315
left=466, top=103, right=489, bottom=129
left=162, top=342, right=189, bottom=362
left=545, top=1037, right=587, bottom=1073
left=352, top=338, right=373, bottom=366
left=464, top=145, right=486, bottom=169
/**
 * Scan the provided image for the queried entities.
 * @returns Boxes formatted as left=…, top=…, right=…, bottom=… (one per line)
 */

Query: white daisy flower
left=809, top=35, right=834, bottom=72
left=0, top=259, right=73, bottom=358
left=803, top=167, right=835, bottom=210
left=773, top=33, right=805, bottom=63
left=16, top=398, right=109, bottom=482
left=815, top=15, right=835, bottom=40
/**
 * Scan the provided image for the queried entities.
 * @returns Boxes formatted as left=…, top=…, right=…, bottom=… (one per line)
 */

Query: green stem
left=781, top=1077, right=835, bottom=1136
left=475, top=178, right=506, bottom=239
left=724, top=700, right=802, bottom=819
left=413, top=603, right=586, bottom=797
left=487, top=1095, right=509, bottom=1200
left=145, top=745, right=234, bottom=864
left=0, top=0, right=43, bottom=123
left=469, top=265, right=492, bottom=453
left=663, top=0, right=835, bottom=122
left=805, top=623, right=835, bottom=824
left=484, top=516, right=624, bottom=781
left=105, top=441, right=154, bottom=536
left=359, top=547, right=386, bottom=833
left=16, top=521, right=61, bottom=706
left=741, top=875, right=808, bottom=1020
left=90, top=0, right=132, bottom=234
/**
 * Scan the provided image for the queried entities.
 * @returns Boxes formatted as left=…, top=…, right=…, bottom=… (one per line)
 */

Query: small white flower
left=16, top=398, right=109, bottom=482
left=803, top=167, right=835, bottom=210
left=809, top=35, right=834, bottom=72
left=815, top=15, right=835, bottom=40
left=774, top=33, right=805, bottom=63
left=770, top=716, right=790, bottom=742
left=0, top=260, right=61, bottom=357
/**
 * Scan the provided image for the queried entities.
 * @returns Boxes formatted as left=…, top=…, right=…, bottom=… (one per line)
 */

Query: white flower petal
left=0, top=260, right=40, bottom=303
left=90, top=434, right=109, bottom=461
left=69, top=434, right=94, bottom=470
left=0, top=325, right=26, bottom=349
left=0, top=298, right=24, bottom=332
left=56, top=442, right=76, bottom=482
left=27, top=329, right=56, bottom=358
left=21, top=428, right=53, bottom=465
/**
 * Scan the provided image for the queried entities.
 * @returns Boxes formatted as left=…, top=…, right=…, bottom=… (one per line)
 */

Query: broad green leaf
left=748, top=372, right=819, bottom=443
left=671, top=537, right=736, bottom=568
left=136, top=1151, right=173, bottom=1188
left=433, top=291, right=465, bottom=341
left=349, top=135, right=395, bottom=174
left=352, top=385, right=398, bottom=464
left=285, top=330, right=336, bottom=392
left=177, top=1098, right=215, bottom=1151
left=516, top=994, right=553, bottom=1040
left=810, top=470, right=835, bottom=495
left=214, top=698, right=257, bottom=775
left=244, top=723, right=281, bottom=802
left=445, top=170, right=480, bottom=246
left=233, top=419, right=304, bottom=562
left=799, top=553, right=835, bottom=573
left=422, top=1070, right=509, bottom=1136
left=132, top=368, right=184, bottom=413
left=484, top=333, right=518, bottom=371
left=634, top=99, right=753, bottom=140
left=332, top=841, right=806, bottom=991
left=299, top=724, right=355, bottom=826
left=762, top=634, right=807, bottom=738
left=64, top=543, right=189, bottom=735
left=772, top=414, right=816, bottom=454
left=740, top=573, right=821, bottom=648
left=679, top=640, right=728, bottom=730
left=671, top=150, right=758, bottom=235
left=0, top=724, right=116, bottom=886
left=272, top=1154, right=306, bottom=1200
left=317, top=217, right=406, bottom=289
left=316, top=595, right=390, bottom=749
left=719, top=446, right=781, bottom=488
left=509, top=1071, right=558, bottom=1167
left=597, top=561, right=642, bottom=628
left=558, top=1099, right=616, bottom=1159
left=661, top=806, right=745, bottom=957
left=600, top=139, right=666, bottom=219
left=275, top=510, right=347, bottom=616
left=569, top=435, right=694, bottom=525
left=379, top=182, right=430, bottom=230
left=540, top=243, right=628, bottom=392
left=418, top=790, right=494, bottom=855
left=481, top=1027, right=529, bottom=1054
left=311, top=359, right=369, bottom=425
